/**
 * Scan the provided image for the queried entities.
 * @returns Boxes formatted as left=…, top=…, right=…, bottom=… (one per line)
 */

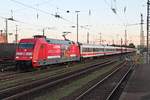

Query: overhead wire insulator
left=36, top=3, right=39, bottom=20
left=111, top=0, right=117, bottom=14
left=89, top=9, right=91, bottom=16
left=37, top=13, right=39, bottom=19
left=55, top=14, right=60, bottom=18
left=55, top=7, right=61, bottom=18
left=111, top=8, right=117, bottom=14
left=124, top=6, right=127, bottom=13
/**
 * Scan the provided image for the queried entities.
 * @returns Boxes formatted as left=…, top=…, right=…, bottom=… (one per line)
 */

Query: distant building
left=0, top=34, right=7, bottom=43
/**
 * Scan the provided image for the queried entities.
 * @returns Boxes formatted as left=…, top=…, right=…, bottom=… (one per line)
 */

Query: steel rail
left=1, top=60, right=116, bottom=100
left=75, top=61, right=127, bottom=100
left=106, top=64, right=135, bottom=100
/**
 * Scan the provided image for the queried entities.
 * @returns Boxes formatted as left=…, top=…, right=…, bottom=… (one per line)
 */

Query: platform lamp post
left=75, top=11, right=80, bottom=43
left=5, top=17, right=15, bottom=43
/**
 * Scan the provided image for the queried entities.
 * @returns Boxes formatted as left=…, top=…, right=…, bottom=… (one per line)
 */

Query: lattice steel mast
left=140, top=14, right=144, bottom=48
left=147, top=0, right=150, bottom=63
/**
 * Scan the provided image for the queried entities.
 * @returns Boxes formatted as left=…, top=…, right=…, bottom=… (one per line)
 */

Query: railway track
left=0, top=71, right=20, bottom=80
left=74, top=61, right=134, bottom=100
left=105, top=64, right=135, bottom=100
left=0, top=56, right=120, bottom=83
left=0, top=59, right=117, bottom=100
left=0, top=57, right=111, bottom=83
left=0, top=61, right=16, bottom=72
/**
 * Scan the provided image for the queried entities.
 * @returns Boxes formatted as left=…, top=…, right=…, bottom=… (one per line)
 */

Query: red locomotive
left=15, top=35, right=80, bottom=69
left=15, top=35, right=135, bottom=69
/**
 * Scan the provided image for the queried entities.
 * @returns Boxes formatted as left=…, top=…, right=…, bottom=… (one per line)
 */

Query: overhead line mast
left=140, top=14, right=144, bottom=49
left=147, top=0, right=150, bottom=63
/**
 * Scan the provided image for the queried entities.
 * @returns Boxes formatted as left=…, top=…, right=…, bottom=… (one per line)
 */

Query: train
left=0, top=43, right=17, bottom=61
left=15, top=35, right=135, bottom=69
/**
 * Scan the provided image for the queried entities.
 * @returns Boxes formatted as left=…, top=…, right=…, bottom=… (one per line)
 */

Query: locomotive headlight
left=16, top=56, right=19, bottom=58
left=16, top=52, right=23, bottom=55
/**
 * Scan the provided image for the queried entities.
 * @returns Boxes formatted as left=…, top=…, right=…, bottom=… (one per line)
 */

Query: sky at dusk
left=0, top=0, right=147, bottom=45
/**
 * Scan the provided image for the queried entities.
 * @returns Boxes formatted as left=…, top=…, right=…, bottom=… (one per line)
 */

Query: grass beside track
left=32, top=61, right=123, bottom=100
left=132, top=54, right=144, bottom=64
left=138, top=55, right=144, bottom=64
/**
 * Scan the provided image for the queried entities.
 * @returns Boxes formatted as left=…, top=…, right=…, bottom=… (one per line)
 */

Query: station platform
left=119, top=64, right=150, bottom=100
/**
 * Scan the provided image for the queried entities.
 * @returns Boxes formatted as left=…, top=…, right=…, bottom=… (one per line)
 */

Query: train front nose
left=15, top=51, right=33, bottom=70
left=15, top=42, right=34, bottom=61
left=15, top=51, right=33, bottom=60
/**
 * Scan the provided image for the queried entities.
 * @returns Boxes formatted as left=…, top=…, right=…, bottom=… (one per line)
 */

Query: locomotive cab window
left=18, top=43, right=34, bottom=49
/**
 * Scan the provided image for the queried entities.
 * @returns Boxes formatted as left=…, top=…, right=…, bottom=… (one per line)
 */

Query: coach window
left=99, top=48, right=103, bottom=51
left=89, top=48, right=93, bottom=52
left=93, top=48, right=95, bottom=52
left=95, top=48, right=97, bottom=52
left=87, top=48, right=89, bottom=52
left=82, top=48, right=86, bottom=52
left=95, top=48, right=99, bottom=52
left=105, top=48, right=108, bottom=51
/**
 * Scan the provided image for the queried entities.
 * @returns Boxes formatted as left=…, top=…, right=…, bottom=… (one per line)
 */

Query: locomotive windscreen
left=18, top=43, right=34, bottom=49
